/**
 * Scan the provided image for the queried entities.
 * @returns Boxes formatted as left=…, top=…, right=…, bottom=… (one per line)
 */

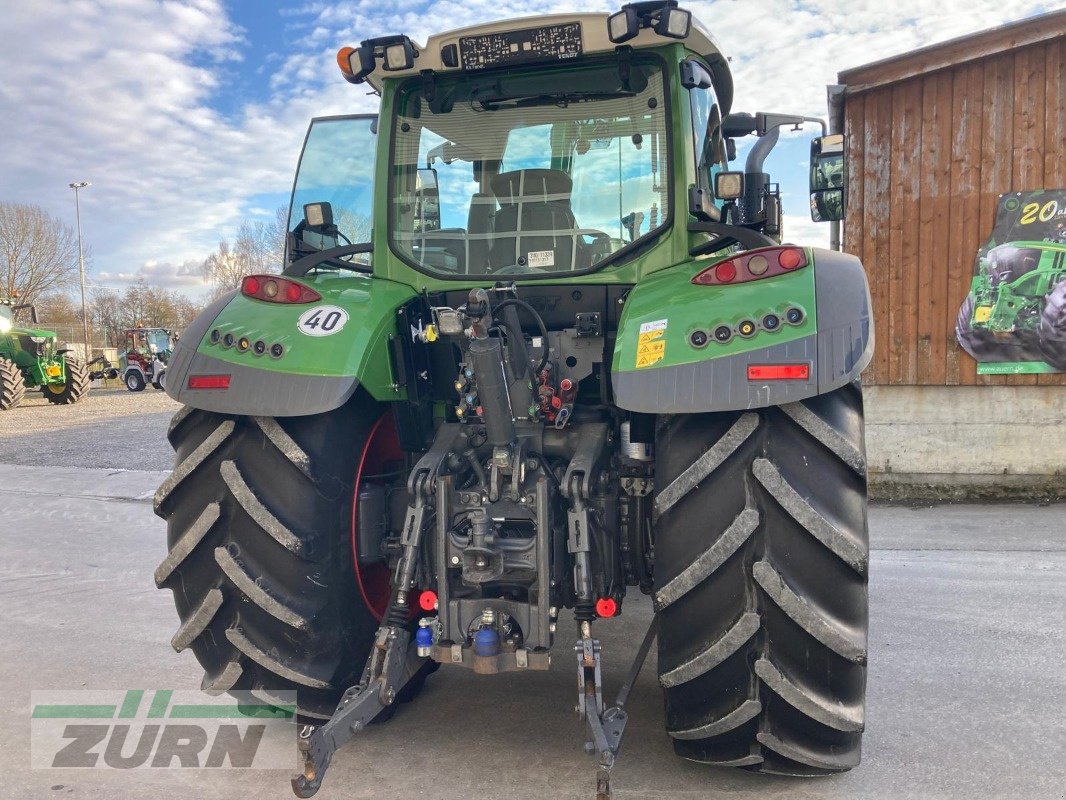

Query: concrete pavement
left=0, top=462, right=1063, bottom=799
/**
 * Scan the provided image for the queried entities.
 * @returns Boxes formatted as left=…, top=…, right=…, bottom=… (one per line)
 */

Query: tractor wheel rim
left=46, top=384, right=65, bottom=395
left=350, top=412, right=404, bottom=621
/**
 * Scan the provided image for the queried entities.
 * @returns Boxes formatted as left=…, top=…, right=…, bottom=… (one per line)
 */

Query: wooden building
left=838, top=11, right=1066, bottom=388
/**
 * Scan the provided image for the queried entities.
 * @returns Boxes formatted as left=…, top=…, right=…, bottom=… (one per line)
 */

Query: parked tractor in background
left=154, top=5, right=872, bottom=798
left=120, top=327, right=175, bottom=391
left=957, top=240, right=1066, bottom=369
left=0, top=299, right=90, bottom=410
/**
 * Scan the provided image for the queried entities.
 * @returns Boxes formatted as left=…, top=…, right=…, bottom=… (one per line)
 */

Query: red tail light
left=241, top=275, right=321, bottom=304
left=693, top=247, right=809, bottom=286
left=747, top=364, right=810, bottom=381
left=187, top=374, right=231, bottom=390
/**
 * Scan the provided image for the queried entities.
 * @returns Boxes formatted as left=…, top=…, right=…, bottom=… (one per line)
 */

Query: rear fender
left=166, top=276, right=416, bottom=417
left=611, top=247, right=873, bottom=413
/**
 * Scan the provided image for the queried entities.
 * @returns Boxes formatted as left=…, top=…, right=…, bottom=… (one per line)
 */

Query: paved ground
left=0, top=385, right=177, bottom=471
left=0, top=458, right=1063, bottom=800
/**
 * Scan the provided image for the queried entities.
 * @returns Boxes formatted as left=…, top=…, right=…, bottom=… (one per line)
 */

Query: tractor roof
left=362, top=11, right=731, bottom=105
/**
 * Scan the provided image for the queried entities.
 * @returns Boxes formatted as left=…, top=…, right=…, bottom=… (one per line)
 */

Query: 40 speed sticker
left=297, top=306, right=349, bottom=336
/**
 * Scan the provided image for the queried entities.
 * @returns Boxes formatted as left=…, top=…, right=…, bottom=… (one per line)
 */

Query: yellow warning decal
left=636, top=319, right=667, bottom=368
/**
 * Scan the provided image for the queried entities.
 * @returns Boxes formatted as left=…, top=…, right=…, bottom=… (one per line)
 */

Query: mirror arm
left=688, top=220, right=777, bottom=256
left=284, top=243, right=374, bottom=277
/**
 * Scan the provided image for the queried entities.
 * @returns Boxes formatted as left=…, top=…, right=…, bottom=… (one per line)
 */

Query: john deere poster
left=956, top=190, right=1066, bottom=374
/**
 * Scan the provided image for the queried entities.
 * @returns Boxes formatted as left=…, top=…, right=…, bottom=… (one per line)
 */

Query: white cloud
left=0, top=0, right=1051, bottom=295
left=96, top=259, right=205, bottom=289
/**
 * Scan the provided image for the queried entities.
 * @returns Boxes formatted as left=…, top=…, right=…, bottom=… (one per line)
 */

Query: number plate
left=459, top=23, right=582, bottom=71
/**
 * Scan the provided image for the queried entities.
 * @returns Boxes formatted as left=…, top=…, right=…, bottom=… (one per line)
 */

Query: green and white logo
left=30, top=689, right=296, bottom=770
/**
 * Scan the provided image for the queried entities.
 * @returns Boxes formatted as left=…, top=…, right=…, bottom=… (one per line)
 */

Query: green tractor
left=956, top=240, right=1066, bottom=369
left=0, top=299, right=90, bottom=410
left=154, top=5, right=872, bottom=797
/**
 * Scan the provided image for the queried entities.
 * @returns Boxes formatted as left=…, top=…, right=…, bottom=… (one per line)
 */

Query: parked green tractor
left=956, top=240, right=1066, bottom=369
left=154, top=5, right=872, bottom=797
left=0, top=299, right=90, bottom=410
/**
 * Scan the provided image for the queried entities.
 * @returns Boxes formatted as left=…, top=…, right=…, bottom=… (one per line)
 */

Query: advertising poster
left=956, top=190, right=1066, bottom=374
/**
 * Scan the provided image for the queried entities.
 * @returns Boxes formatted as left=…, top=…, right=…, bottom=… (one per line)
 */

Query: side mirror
left=809, top=134, right=846, bottom=221
left=416, top=168, right=441, bottom=233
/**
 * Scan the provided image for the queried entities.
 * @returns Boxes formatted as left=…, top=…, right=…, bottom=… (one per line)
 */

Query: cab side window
left=685, top=60, right=724, bottom=194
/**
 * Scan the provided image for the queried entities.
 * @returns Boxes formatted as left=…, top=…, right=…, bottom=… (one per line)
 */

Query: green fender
left=166, top=273, right=416, bottom=416
left=611, top=247, right=873, bottom=413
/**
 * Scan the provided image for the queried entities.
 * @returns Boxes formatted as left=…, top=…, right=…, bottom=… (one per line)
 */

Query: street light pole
left=69, top=181, right=91, bottom=358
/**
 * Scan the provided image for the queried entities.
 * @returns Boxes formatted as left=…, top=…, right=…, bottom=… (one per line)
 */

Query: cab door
left=286, top=115, right=378, bottom=268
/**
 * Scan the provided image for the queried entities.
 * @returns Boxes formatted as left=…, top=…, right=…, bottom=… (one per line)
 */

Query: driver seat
left=489, top=169, right=578, bottom=272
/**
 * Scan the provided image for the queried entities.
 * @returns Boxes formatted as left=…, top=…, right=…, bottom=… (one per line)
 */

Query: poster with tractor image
left=956, top=190, right=1066, bottom=373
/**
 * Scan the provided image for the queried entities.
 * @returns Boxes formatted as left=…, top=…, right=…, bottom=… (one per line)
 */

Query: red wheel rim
left=351, top=412, right=404, bottom=621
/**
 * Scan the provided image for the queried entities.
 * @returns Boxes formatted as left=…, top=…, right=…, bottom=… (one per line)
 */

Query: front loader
left=153, top=4, right=873, bottom=796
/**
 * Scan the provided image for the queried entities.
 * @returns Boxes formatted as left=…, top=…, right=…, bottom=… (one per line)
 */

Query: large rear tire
left=0, top=357, right=25, bottom=411
left=153, top=392, right=403, bottom=720
left=653, top=382, right=868, bottom=775
left=44, top=357, right=89, bottom=405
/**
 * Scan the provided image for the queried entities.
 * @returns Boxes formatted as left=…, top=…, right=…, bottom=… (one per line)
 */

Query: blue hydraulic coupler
left=473, top=627, right=500, bottom=657
left=416, top=619, right=434, bottom=657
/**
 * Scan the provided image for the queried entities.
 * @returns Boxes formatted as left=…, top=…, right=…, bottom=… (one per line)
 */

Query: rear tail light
left=241, top=275, right=321, bottom=304
left=187, top=374, right=231, bottom=390
left=747, top=364, right=810, bottom=381
left=693, top=246, right=809, bottom=286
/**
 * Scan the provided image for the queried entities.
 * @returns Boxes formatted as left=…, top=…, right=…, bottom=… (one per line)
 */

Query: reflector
left=187, top=374, right=231, bottom=390
left=747, top=364, right=810, bottom=381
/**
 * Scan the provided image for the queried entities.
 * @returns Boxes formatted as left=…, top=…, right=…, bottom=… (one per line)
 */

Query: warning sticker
left=527, top=250, right=555, bottom=268
left=635, top=319, right=667, bottom=368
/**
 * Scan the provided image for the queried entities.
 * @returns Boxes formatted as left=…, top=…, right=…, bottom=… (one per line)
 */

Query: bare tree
left=90, top=284, right=203, bottom=347
left=201, top=207, right=288, bottom=299
left=90, top=288, right=126, bottom=348
left=0, top=202, right=82, bottom=303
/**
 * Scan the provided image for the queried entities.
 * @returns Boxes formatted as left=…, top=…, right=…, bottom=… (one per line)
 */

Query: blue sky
left=0, top=0, right=1058, bottom=297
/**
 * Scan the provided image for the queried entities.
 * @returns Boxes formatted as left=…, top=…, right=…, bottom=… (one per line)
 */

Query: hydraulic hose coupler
left=416, top=618, right=435, bottom=658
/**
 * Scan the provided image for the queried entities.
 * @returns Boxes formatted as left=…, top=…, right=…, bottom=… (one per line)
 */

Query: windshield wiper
left=284, top=243, right=373, bottom=278
left=477, top=91, right=635, bottom=111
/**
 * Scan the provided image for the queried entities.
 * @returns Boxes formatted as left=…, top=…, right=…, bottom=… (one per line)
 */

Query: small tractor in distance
left=120, top=327, right=175, bottom=391
left=0, top=298, right=90, bottom=410
left=956, top=240, right=1066, bottom=369
left=154, top=4, right=873, bottom=798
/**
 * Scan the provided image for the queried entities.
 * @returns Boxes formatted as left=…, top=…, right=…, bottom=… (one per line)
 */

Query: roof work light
left=337, top=35, right=417, bottom=84
left=608, top=1, right=692, bottom=44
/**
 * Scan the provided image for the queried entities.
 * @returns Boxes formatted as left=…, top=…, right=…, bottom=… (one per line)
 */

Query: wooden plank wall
left=843, top=37, right=1066, bottom=386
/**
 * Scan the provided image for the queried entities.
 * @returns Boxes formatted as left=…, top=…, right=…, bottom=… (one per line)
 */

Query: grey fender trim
left=166, top=346, right=360, bottom=417
left=612, top=249, right=872, bottom=413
